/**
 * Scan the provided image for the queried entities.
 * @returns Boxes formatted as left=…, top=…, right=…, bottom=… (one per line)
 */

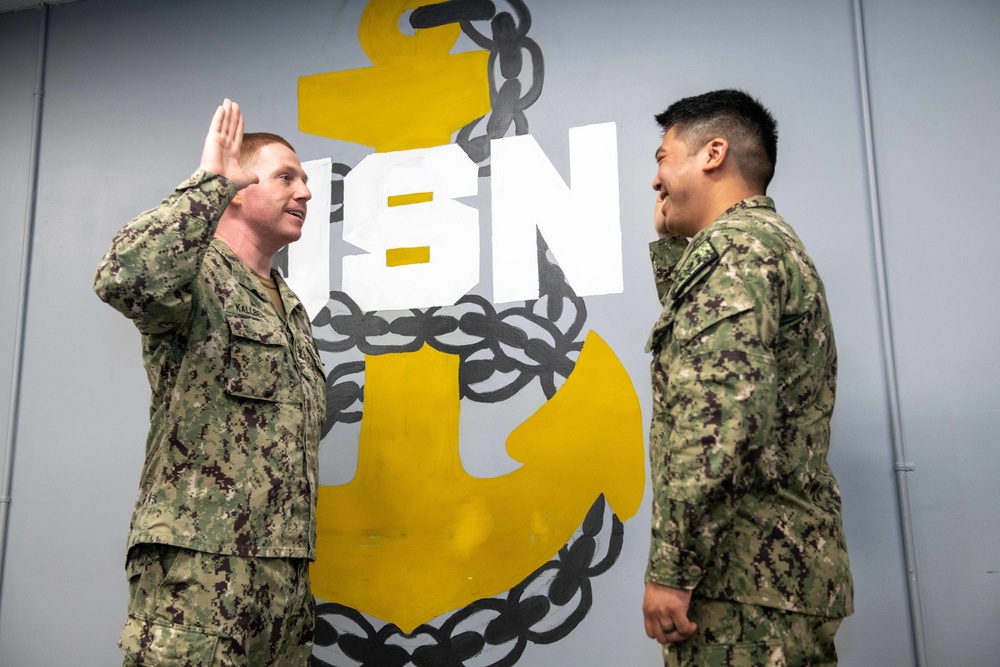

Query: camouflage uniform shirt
left=645, top=196, right=853, bottom=617
left=94, top=170, right=326, bottom=560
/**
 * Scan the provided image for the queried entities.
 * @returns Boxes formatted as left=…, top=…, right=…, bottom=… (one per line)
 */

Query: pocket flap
left=119, top=614, right=220, bottom=665
left=227, top=312, right=285, bottom=346
left=673, top=294, right=753, bottom=343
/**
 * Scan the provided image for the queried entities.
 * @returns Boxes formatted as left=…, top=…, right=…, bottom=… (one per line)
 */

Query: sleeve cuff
left=649, top=235, right=689, bottom=303
left=645, top=541, right=703, bottom=590
left=177, top=169, right=236, bottom=196
left=649, top=235, right=689, bottom=271
left=169, top=169, right=237, bottom=215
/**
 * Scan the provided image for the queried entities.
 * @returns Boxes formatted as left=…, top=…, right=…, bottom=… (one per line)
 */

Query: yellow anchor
left=299, top=0, right=643, bottom=632
left=298, top=0, right=491, bottom=152
left=311, top=331, right=645, bottom=632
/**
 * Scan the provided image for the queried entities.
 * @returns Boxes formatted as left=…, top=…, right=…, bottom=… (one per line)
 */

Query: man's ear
left=701, top=138, right=729, bottom=173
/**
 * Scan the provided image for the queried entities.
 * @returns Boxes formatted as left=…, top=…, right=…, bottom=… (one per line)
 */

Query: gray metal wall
left=0, top=0, right=996, bottom=665
left=861, top=0, right=1000, bottom=664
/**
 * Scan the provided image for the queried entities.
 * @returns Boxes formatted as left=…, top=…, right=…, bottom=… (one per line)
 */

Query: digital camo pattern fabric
left=93, top=170, right=326, bottom=560
left=663, top=598, right=842, bottom=667
left=120, top=545, right=314, bottom=666
left=645, top=196, right=853, bottom=617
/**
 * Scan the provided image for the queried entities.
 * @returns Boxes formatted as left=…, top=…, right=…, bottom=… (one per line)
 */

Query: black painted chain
left=315, top=231, right=586, bottom=437
left=310, top=495, right=624, bottom=667
left=312, top=1, right=559, bottom=439
left=293, top=4, right=630, bottom=665
left=416, top=0, right=545, bottom=176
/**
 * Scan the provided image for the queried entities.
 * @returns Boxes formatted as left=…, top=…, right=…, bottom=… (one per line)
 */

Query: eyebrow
left=276, top=164, right=308, bottom=184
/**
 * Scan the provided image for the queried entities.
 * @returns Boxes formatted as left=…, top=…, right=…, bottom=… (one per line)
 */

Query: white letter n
left=490, top=123, right=622, bottom=304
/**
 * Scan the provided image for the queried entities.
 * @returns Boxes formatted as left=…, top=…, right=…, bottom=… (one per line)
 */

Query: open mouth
left=286, top=210, right=305, bottom=220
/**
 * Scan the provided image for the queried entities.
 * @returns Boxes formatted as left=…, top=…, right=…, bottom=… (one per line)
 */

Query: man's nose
left=297, top=182, right=312, bottom=202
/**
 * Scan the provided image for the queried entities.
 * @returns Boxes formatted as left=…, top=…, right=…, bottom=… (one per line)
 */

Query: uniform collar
left=687, top=195, right=776, bottom=248
left=720, top=195, right=775, bottom=217
left=211, top=238, right=303, bottom=317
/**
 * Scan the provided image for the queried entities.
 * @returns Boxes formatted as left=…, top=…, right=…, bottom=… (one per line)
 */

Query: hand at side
left=643, top=581, right=697, bottom=644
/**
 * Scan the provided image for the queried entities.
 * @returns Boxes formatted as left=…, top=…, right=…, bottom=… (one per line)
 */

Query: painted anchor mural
left=313, top=331, right=644, bottom=633
left=292, top=1, right=643, bottom=663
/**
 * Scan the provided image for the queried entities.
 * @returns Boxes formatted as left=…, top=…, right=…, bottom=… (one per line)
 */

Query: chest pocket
left=225, top=313, right=290, bottom=402
left=288, top=308, right=326, bottom=382
left=302, top=338, right=327, bottom=386
left=646, top=307, right=675, bottom=353
left=647, top=239, right=721, bottom=352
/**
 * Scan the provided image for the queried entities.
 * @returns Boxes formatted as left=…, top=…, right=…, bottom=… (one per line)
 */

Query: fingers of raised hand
left=209, top=102, right=225, bottom=135
left=219, top=99, right=234, bottom=138
left=234, top=105, right=245, bottom=149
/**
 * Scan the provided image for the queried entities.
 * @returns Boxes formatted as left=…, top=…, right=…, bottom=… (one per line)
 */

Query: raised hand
left=199, top=99, right=259, bottom=190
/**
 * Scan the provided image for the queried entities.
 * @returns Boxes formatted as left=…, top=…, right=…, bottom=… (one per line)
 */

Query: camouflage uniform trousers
left=119, top=544, right=315, bottom=666
left=663, top=598, right=842, bottom=667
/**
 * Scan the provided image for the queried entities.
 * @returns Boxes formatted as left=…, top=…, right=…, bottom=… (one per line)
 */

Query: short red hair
left=239, top=132, right=296, bottom=167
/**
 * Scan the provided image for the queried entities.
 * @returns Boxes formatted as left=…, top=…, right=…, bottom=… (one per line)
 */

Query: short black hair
left=655, top=89, right=778, bottom=192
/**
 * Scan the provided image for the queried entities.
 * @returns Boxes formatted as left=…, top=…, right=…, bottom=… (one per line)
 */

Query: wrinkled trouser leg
left=119, top=545, right=314, bottom=666
left=663, top=598, right=842, bottom=667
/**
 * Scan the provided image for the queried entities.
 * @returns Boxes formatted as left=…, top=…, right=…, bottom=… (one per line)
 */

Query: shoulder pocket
left=674, top=297, right=754, bottom=344
left=225, top=313, right=289, bottom=402
left=669, top=238, right=757, bottom=345
left=669, top=238, right=720, bottom=302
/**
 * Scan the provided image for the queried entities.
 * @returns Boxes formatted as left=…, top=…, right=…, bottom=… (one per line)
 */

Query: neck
left=695, top=180, right=761, bottom=235
left=215, top=214, right=275, bottom=276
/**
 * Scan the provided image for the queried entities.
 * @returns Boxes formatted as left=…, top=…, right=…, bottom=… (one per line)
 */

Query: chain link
left=293, top=4, right=630, bottom=664
left=316, top=231, right=586, bottom=437
left=310, top=496, right=624, bottom=667
left=457, top=0, right=543, bottom=177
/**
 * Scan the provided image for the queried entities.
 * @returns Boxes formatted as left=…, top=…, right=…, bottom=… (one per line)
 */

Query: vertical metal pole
left=0, top=2, right=49, bottom=612
left=851, top=1, right=929, bottom=665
